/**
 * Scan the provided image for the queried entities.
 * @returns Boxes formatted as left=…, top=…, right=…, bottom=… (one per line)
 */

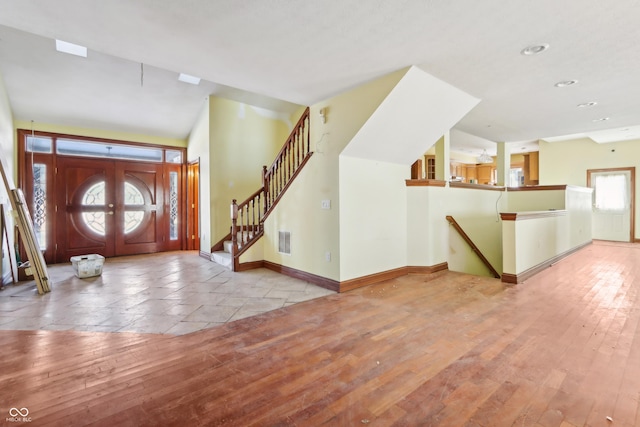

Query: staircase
left=210, top=231, right=255, bottom=269
left=211, top=107, right=312, bottom=271
left=210, top=240, right=233, bottom=269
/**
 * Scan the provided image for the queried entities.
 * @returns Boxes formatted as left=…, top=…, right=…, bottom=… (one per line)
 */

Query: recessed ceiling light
left=55, top=39, right=87, bottom=58
left=577, top=101, right=597, bottom=108
left=592, top=117, right=610, bottom=122
left=554, top=80, right=578, bottom=88
left=178, top=73, right=201, bottom=85
left=521, top=44, right=549, bottom=56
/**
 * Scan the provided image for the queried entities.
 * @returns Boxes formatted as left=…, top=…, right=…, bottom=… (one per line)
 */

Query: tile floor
left=0, top=251, right=335, bottom=335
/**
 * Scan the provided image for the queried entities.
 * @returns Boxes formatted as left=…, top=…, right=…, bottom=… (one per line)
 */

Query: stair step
left=223, top=240, right=233, bottom=253
left=210, top=251, right=232, bottom=269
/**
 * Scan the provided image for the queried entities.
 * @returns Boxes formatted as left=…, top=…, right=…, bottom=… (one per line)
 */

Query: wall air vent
left=278, top=231, right=291, bottom=255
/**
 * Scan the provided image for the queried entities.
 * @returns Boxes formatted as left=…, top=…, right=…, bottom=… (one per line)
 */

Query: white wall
left=342, top=66, right=479, bottom=165
left=502, top=214, right=570, bottom=275
left=565, top=186, right=593, bottom=248
left=339, top=156, right=408, bottom=280
left=0, top=73, right=15, bottom=283
left=186, top=101, right=211, bottom=252
left=502, top=186, right=592, bottom=277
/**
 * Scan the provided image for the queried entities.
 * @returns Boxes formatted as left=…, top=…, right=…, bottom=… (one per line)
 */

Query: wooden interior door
left=187, top=160, right=200, bottom=251
left=115, top=163, right=164, bottom=255
left=56, top=157, right=116, bottom=263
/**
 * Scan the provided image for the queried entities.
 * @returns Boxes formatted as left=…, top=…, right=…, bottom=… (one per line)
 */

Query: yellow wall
left=339, top=157, right=409, bottom=280
left=540, top=137, right=640, bottom=239
left=0, top=73, right=15, bottom=283
left=186, top=101, right=211, bottom=252
left=13, top=120, right=187, bottom=148
left=208, top=97, right=291, bottom=243
left=263, top=68, right=408, bottom=281
left=407, top=186, right=506, bottom=276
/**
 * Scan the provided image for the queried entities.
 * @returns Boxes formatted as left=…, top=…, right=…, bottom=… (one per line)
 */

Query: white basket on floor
left=70, top=254, right=105, bottom=278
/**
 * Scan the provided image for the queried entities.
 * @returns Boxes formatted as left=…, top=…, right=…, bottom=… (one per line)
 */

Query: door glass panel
left=33, top=164, right=47, bottom=249
left=170, top=171, right=178, bottom=240
left=124, top=182, right=144, bottom=234
left=594, top=173, right=628, bottom=211
left=82, top=182, right=106, bottom=235
left=57, top=139, right=163, bottom=162
left=124, top=211, right=144, bottom=234
left=26, top=136, right=53, bottom=153
left=124, top=182, right=144, bottom=205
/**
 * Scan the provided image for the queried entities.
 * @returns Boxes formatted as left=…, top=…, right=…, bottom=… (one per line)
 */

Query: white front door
left=589, top=169, right=632, bottom=242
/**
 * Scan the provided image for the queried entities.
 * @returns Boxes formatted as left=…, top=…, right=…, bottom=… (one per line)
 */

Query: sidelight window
left=32, top=164, right=47, bottom=249
left=169, top=172, right=178, bottom=240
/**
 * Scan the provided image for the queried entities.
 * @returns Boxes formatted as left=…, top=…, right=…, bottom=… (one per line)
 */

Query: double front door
left=56, top=157, right=173, bottom=263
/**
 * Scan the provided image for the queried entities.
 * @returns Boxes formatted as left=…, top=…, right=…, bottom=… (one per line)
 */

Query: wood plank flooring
left=1, top=241, right=639, bottom=426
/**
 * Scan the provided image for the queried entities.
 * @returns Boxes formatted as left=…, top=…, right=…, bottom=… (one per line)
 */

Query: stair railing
left=263, top=107, right=311, bottom=215
left=229, top=107, right=312, bottom=269
left=445, top=215, right=501, bottom=278
left=230, top=188, right=264, bottom=256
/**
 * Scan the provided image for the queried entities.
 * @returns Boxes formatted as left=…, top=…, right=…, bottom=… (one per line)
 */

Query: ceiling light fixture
left=592, top=117, right=610, bottom=122
left=577, top=101, right=597, bottom=108
left=477, top=149, right=493, bottom=164
left=521, top=44, right=549, bottom=56
left=178, top=73, right=201, bottom=85
left=55, top=39, right=87, bottom=58
left=554, top=80, right=578, bottom=88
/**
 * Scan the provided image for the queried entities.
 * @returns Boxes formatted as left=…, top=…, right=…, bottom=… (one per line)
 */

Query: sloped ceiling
left=342, top=67, right=480, bottom=164
left=1, top=0, right=640, bottom=151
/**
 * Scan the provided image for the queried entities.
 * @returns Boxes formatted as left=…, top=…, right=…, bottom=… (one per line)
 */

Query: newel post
left=230, top=199, right=238, bottom=255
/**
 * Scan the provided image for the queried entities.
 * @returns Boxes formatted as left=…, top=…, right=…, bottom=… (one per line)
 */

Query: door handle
left=107, top=211, right=114, bottom=215
left=108, top=203, right=114, bottom=208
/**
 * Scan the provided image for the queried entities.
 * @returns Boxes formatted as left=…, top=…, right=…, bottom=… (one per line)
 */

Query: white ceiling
left=1, top=0, right=640, bottom=155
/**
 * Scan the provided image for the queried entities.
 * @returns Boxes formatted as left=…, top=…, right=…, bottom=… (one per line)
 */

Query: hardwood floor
left=1, top=241, right=639, bottom=426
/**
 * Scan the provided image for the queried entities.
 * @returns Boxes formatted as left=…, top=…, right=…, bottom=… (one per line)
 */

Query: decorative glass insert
left=166, top=150, right=182, bottom=164
left=57, top=139, right=163, bottom=162
left=33, top=164, right=47, bottom=250
left=26, top=136, right=52, bottom=153
left=124, top=182, right=144, bottom=234
left=82, top=182, right=106, bottom=235
left=169, top=171, right=178, bottom=240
